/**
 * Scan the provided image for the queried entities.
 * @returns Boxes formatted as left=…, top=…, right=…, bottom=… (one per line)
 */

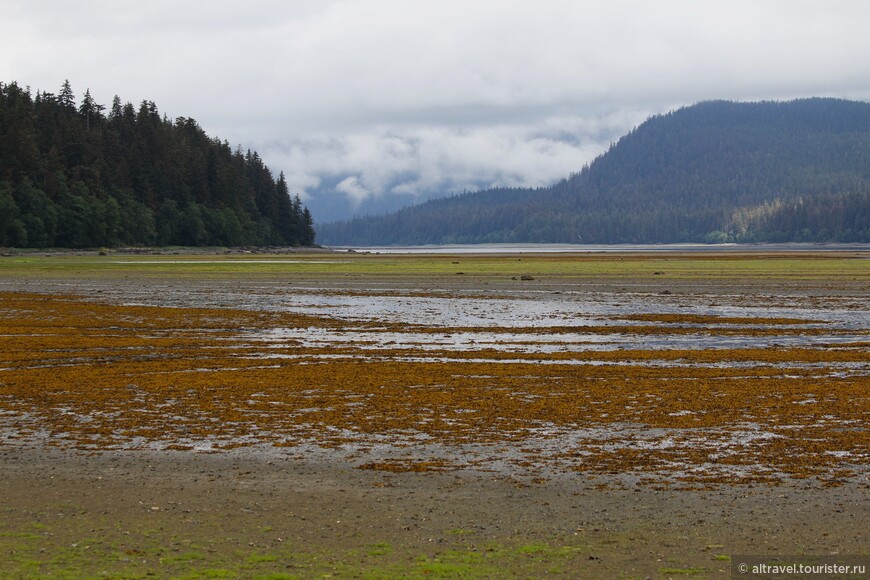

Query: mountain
left=0, top=80, right=315, bottom=248
left=318, top=99, right=870, bottom=245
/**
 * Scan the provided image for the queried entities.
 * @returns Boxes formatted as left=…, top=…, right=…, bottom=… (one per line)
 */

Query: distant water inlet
left=332, top=242, right=870, bottom=254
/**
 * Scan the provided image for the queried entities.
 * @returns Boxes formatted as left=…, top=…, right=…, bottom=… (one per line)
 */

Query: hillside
left=0, top=80, right=315, bottom=248
left=319, top=99, right=870, bottom=245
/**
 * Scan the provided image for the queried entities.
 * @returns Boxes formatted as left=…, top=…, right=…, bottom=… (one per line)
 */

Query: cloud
left=264, top=108, right=652, bottom=220
left=335, top=176, right=371, bottom=205
left=4, top=0, right=870, bottom=222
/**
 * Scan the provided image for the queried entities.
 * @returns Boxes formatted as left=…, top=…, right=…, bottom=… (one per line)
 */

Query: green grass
left=659, top=566, right=708, bottom=575
left=0, top=525, right=593, bottom=580
left=413, top=550, right=499, bottom=578
left=196, top=570, right=237, bottom=578
left=246, top=553, right=279, bottom=564
left=0, top=532, right=42, bottom=539
left=515, top=542, right=551, bottom=555
left=1, top=250, right=867, bottom=281
left=366, top=542, right=393, bottom=556
left=161, top=551, right=207, bottom=564
left=514, top=543, right=584, bottom=560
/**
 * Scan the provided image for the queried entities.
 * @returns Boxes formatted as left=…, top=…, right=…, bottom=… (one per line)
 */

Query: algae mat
left=1, top=286, right=867, bottom=484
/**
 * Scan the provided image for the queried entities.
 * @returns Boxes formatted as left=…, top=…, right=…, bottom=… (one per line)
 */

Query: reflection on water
left=210, top=285, right=870, bottom=375
left=255, top=325, right=869, bottom=353
left=15, top=275, right=866, bottom=363
left=274, top=290, right=870, bottom=330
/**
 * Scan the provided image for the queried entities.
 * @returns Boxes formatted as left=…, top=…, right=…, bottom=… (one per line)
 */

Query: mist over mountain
left=318, top=99, right=870, bottom=245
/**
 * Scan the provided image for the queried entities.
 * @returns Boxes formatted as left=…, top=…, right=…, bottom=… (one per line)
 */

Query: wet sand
left=2, top=446, right=867, bottom=578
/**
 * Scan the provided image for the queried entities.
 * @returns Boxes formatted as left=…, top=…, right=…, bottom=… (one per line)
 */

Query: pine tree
left=0, top=81, right=319, bottom=248
left=109, top=95, right=123, bottom=120
left=58, top=79, right=75, bottom=110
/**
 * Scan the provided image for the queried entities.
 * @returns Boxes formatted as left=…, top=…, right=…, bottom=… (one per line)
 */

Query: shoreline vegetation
left=0, top=81, right=315, bottom=249
left=1, top=250, right=868, bottom=577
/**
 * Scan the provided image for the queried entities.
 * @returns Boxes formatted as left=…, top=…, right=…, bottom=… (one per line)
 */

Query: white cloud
left=262, top=108, right=652, bottom=218
left=4, top=0, right=870, bottom=221
left=335, top=176, right=372, bottom=206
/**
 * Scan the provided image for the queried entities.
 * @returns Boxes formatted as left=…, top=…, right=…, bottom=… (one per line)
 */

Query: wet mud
left=1, top=252, right=868, bottom=577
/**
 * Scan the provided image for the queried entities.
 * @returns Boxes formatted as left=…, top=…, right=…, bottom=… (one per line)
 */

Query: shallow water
left=252, top=325, right=870, bottom=354
left=231, top=284, right=870, bottom=362
left=273, top=290, right=870, bottom=328
left=5, top=276, right=867, bottom=359
left=333, top=242, right=870, bottom=254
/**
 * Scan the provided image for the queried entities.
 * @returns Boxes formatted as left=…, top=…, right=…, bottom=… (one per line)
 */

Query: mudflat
left=0, top=250, right=868, bottom=578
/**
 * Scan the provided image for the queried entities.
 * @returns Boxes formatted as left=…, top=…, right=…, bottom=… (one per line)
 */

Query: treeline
left=0, top=80, right=315, bottom=248
left=319, top=99, right=870, bottom=245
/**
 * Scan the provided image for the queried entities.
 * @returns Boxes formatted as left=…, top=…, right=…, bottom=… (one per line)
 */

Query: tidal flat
left=0, top=250, right=868, bottom=578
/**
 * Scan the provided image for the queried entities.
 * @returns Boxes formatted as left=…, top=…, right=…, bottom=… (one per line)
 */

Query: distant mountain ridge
left=319, top=98, right=870, bottom=245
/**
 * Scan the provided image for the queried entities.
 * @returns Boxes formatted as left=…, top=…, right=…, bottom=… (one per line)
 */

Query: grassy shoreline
left=2, top=249, right=869, bottom=280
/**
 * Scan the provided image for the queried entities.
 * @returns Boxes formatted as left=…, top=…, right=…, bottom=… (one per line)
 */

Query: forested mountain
left=319, top=99, right=870, bottom=245
left=0, top=80, right=315, bottom=248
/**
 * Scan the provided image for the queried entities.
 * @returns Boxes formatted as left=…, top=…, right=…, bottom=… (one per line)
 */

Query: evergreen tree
left=78, top=89, right=104, bottom=130
left=0, top=80, right=317, bottom=248
left=319, top=99, right=870, bottom=245
left=58, top=79, right=75, bottom=110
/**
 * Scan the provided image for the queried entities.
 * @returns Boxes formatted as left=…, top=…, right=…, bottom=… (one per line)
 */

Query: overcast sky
left=3, top=0, right=870, bottom=222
